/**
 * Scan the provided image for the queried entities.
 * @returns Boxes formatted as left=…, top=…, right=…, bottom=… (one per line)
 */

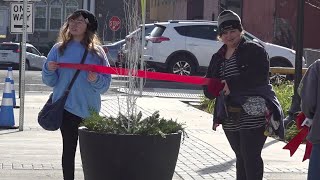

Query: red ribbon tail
left=283, top=128, right=309, bottom=156
left=302, top=141, right=313, bottom=162
left=58, top=63, right=210, bottom=85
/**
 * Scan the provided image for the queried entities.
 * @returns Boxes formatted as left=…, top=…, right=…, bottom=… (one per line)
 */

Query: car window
left=175, top=25, right=218, bottom=40
left=145, top=25, right=156, bottom=35
left=150, top=25, right=166, bottom=37
left=27, top=46, right=41, bottom=55
left=0, top=44, right=18, bottom=51
left=26, top=47, right=32, bottom=54
left=174, top=26, right=188, bottom=36
left=243, top=33, right=254, bottom=41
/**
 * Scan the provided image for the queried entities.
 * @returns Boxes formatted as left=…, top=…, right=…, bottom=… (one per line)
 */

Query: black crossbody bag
left=38, top=49, right=88, bottom=131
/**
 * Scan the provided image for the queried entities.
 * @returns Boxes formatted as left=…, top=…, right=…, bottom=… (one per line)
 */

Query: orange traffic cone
left=0, top=78, right=16, bottom=129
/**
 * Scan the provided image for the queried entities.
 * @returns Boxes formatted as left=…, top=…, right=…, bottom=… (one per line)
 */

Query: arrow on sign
left=14, top=24, right=30, bottom=28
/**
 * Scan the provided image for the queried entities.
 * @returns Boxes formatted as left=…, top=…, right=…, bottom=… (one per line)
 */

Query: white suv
left=144, top=20, right=305, bottom=76
left=0, top=42, right=47, bottom=70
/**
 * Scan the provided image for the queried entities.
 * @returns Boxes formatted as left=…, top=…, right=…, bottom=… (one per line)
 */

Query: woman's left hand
left=87, top=71, right=98, bottom=82
left=221, top=80, right=230, bottom=95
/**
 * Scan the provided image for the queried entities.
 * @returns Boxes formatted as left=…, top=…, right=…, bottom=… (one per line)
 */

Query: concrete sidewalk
left=0, top=91, right=309, bottom=180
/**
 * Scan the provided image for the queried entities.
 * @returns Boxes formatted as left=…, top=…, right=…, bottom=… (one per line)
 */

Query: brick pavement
left=0, top=92, right=310, bottom=179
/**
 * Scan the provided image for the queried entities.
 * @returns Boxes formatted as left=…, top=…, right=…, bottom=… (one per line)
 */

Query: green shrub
left=81, top=110, right=185, bottom=137
left=285, top=123, right=300, bottom=141
left=273, top=81, right=294, bottom=117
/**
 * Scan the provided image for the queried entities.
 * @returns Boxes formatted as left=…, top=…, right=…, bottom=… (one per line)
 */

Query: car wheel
left=168, top=55, right=196, bottom=76
left=25, top=60, right=30, bottom=70
left=146, top=67, right=156, bottom=72
left=270, top=60, right=293, bottom=85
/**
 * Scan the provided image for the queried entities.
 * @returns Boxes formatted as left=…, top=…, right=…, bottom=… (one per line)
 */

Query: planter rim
left=78, top=127, right=182, bottom=137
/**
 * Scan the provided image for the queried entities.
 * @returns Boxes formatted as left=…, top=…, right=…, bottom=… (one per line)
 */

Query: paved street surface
left=0, top=89, right=309, bottom=180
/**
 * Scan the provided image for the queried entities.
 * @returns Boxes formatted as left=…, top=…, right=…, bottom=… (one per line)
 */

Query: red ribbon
left=58, top=63, right=224, bottom=96
left=283, top=112, right=312, bottom=162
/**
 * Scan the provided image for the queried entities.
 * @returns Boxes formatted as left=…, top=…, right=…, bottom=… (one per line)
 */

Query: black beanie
left=217, top=10, right=242, bottom=35
left=69, top=9, right=98, bottom=32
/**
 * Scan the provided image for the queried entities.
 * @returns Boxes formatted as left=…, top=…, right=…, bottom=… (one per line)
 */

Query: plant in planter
left=79, top=111, right=185, bottom=180
left=78, top=1, right=185, bottom=180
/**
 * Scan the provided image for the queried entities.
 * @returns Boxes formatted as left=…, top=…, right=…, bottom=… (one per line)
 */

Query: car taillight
left=14, top=49, right=20, bottom=53
left=148, top=36, right=170, bottom=43
left=103, top=47, right=109, bottom=54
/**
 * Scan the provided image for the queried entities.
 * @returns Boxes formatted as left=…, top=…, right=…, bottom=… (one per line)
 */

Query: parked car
left=143, top=20, right=306, bottom=77
left=102, top=39, right=125, bottom=67
left=0, top=42, right=47, bottom=70
left=118, top=23, right=156, bottom=66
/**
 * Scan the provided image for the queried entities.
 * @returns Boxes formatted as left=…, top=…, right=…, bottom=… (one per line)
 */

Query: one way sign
left=10, top=3, right=34, bottom=33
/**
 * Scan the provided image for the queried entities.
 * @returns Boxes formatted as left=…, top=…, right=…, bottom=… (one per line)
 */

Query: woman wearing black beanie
left=42, top=9, right=111, bottom=180
left=203, top=10, right=284, bottom=180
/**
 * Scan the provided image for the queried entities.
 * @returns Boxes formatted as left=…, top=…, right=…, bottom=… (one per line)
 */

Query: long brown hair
left=56, top=13, right=102, bottom=57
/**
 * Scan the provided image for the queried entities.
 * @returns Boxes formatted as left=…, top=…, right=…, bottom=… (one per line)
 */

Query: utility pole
left=139, top=0, right=146, bottom=96
left=284, top=0, right=305, bottom=128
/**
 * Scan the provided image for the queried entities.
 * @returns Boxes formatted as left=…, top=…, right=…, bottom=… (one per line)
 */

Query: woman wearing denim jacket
left=203, top=10, right=284, bottom=180
left=42, top=9, right=111, bottom=180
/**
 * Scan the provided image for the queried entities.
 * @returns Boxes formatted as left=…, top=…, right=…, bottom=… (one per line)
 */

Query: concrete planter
left=78, top=128, right=181, bottom=180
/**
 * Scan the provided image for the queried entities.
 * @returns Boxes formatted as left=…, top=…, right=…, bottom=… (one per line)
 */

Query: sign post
left=10, top=2, right=33, bottom=34
left=109, top=16, right=121, bottom=42
left=4, top=0, right=38, bottom=131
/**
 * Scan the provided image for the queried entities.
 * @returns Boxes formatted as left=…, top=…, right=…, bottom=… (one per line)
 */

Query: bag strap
left=65, top=49, right=88, bottom=93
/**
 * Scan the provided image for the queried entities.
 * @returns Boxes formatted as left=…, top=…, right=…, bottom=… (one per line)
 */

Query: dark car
left=118, top=24, right=156, bottom=67
left=102, top=39, right=126, bottom=67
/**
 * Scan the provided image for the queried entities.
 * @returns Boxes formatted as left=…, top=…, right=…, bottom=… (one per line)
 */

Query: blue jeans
left=308, top=143, right=320, bottom=180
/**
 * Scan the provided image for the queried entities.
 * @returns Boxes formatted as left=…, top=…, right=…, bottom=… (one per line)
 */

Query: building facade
left=0, top=0, right=151, bottom=54
left=1, top=0, right=318, bottom=55
left=0, top=0, right=86, bottom=54
left=149, top=0, right=219, bottom=22
left=242, top=0, right=320, bottom=49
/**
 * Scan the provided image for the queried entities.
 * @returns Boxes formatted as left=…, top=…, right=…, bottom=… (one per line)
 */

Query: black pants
left=224, top=126, right=267, bottom=180
left=60, top=110, right=82, bottom=180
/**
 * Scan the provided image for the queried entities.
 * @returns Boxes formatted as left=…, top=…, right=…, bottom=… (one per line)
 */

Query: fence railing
left=270, top=67, right=308, bottom=75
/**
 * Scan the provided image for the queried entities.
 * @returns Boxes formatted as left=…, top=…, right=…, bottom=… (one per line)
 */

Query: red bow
left=283, top=112, right=312, bottom=161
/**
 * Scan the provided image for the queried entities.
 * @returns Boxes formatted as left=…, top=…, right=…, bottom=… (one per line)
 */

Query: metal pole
left=283, top=0, right=304, bottom=128
left=19, top=35, right=22, bottom=98
left=139, top=0, right=146, bottom=96
left=112, top=30, right=115, bottom=42
left=19, top=0, right=28, bottom=131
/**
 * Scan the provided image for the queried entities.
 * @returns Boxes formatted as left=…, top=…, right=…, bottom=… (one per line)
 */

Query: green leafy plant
left=199, top=96, right=215, bottom=114
left=285, top=123, right=300, bottom=141
left=273, top=81, right=294, bottom=117
left=81, top=110, right=185, bottom=137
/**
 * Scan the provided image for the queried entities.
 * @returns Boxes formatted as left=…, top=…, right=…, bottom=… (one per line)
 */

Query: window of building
left=49, top=0, right=63, bottom=30
left=65, top=0, right=79, bottom=19
left=35, top=0, right=48, bottom=30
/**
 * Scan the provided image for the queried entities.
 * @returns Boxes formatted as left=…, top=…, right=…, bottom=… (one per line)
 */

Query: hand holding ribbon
left=283, top=112, right=313, bottom=161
